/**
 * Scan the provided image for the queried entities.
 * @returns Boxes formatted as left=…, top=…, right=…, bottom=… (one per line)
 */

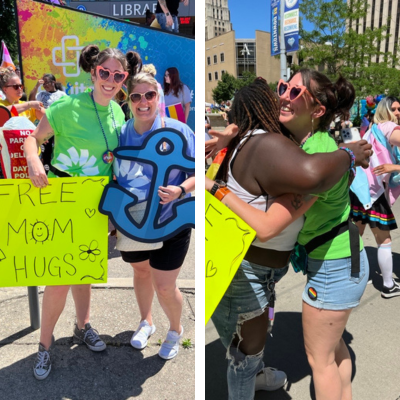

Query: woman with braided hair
left=24, top=45, right=141, bottom=380
left=205, top=71, right=372, bottom=400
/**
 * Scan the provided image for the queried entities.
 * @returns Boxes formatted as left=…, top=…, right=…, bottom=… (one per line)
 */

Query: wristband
left=339, top=147, right=356, bottom=170
left=215, top=187, right=231, bottom=202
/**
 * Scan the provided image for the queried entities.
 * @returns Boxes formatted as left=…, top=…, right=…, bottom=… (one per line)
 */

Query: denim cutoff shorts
left=303, top=248, right=369, bottom=310
left=211, top=259, right=289, bottom=349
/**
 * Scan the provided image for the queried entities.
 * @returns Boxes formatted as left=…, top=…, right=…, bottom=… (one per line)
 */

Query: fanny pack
left=290, top=218, right=360, bottom=275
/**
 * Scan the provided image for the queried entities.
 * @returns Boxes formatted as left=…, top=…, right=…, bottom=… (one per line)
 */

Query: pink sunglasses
left=96, top=65, right=128, bottom=84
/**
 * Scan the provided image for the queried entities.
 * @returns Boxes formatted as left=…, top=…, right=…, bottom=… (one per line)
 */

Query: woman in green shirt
left=25, top=45, right=141, bottom=380
left=206, top=71, right=370, bottom=400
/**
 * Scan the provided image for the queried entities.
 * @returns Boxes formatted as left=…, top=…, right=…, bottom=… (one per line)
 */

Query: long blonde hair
left=374, top=97, right=398, bottom=124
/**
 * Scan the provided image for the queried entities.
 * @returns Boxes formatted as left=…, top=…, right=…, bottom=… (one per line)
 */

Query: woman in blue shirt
left=114, top=70, right=195, bottom=360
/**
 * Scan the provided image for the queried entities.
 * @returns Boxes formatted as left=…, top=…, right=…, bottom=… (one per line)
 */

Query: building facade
left=205, top=0, right=233, bottom=41
left=205, top=30, right=281, bottom=103
left=349, top=0, right=400, bottom=62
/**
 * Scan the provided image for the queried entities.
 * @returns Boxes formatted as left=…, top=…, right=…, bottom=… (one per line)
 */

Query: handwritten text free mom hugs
left=0, top=177, right=109, bottom=287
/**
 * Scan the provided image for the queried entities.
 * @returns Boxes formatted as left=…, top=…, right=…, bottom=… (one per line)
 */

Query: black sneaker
left=73, top=323, right=106, bottom=351
left=33, top=343, right=52, bottom=380
left=381, top=280, right=400, bottom=299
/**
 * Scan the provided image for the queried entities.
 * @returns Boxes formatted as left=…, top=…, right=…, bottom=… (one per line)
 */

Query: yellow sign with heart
left=0, top=177, right=109, bottom=287
left=205, top=191, right=256, bottom=325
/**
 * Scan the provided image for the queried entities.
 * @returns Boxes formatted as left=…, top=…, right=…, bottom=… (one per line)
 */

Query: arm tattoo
left=291, top=194, right=314, bottom=210
left=291, top=194, right=303, bottom=210
left=43, top=131, right=54, bottom=141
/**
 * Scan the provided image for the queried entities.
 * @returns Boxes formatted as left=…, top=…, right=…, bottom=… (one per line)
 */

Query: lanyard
left=91, top=92, right=120, bottom=164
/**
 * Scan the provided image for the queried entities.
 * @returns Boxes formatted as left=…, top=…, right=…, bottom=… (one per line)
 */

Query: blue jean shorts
left=211, top=259, right=289, bottom=349
left=303, top=248, right=369, bottom=310
left=156, top=13, right=179, bottom=33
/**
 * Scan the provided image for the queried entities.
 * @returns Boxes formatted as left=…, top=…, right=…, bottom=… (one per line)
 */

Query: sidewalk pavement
left=206, top=200, right=400, bottom=400
left=0, top=235, right=195, bottom=400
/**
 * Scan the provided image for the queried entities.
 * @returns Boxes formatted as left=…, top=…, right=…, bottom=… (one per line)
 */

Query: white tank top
left=227, top=130, right=304, bottom=251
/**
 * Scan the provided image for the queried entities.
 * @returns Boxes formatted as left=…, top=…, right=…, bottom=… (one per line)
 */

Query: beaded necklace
left=90, top=92, right=120, bottom=164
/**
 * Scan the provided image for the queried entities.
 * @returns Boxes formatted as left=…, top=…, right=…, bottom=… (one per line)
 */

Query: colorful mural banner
left=15, top=0, right=195, bottom=130
left=205, top=191, right=256, bottom=325
left=0, top=177, right=109, bottom=287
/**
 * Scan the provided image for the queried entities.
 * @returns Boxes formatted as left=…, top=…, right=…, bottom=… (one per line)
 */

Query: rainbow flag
left=165, top=103, right=186, bottom=123
left=1, top=41, right=16, bottom=70
left=205, top=148, right=227, bottom=180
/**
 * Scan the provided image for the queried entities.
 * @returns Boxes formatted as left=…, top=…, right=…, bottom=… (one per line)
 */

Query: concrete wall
left=255, top=30, right=281, bottom=84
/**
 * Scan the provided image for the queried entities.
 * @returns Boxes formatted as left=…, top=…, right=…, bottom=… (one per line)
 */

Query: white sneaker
left=130, top=320, right=156, bottom=350
left=158, top=327, right=184, bottom=360
left=255, top=367, right=287, bottom=391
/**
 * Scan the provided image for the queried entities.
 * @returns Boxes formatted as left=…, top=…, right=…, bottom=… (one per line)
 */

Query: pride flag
left=165, top=103, right=186, bottom=123
left=0, top=41, right=16, bottom=70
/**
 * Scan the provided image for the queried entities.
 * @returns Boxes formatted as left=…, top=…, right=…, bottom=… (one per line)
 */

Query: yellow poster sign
left=205, top=191, right=256, bottom=325
left=0, top=177, right=109, bottom=287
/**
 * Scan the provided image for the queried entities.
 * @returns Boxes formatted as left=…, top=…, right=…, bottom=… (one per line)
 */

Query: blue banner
left=270, top=0, right=280, bottom=56
left=284, top=0, right=299, bottom=53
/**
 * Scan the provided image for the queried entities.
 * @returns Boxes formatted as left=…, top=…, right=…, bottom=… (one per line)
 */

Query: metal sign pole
left=28, top=287, right=41, bottom=330
left=280, top=0, right=287, bottom=80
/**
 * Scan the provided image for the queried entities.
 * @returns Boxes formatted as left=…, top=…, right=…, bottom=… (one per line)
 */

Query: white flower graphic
left=53, top=147, right=99, bottom=176
left=115, top=161, right=150, bottom=201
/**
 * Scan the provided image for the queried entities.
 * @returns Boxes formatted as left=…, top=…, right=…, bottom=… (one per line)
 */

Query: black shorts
left=120, top=228, right=192, bottom=271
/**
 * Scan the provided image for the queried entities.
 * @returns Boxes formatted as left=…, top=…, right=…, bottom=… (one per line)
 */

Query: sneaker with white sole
left=381, top=280, right=400, bottom=299
left=33, top=343, right=52, bottom=380
left=130, top=320, right=156, bottom=350
left=158, top=327, right=184, bottom=360
left=73, top=323, right=106, bottom=351
left=255, top=367, right=287, bottom=392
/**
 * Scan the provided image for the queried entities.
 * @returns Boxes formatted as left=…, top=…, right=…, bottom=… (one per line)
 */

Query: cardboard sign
left=0, top=177, right=109, bottom=287
left=0, top=129, right=34, bottom=179
left=100, top=128, right=195, bottom=243
left=205, top=191, right=256, bottom=325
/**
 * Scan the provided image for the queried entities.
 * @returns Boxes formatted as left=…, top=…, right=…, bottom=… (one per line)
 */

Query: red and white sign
left=0, top=129, right=34, bottom=179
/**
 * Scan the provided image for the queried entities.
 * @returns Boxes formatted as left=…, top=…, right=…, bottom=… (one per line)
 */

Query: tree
left=212, top=71, right=258, bottom=103
left=299, top=0, right=400, bottom=98
left=235, top=71, right=257, bottom=91
left=212, top=72, right=236, bottom=104
left=0, top=0, right=19, bottom=64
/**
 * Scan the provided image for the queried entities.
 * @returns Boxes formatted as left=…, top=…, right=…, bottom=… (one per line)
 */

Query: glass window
left=208, top=73, right=212, bottom=81
left=207, top=57, right=211, bottom=65
left=215, top=71, right=219, bottom=80
left=220, top=53, right=225, bottom=62
left=214, top=55, right=218, bottom=63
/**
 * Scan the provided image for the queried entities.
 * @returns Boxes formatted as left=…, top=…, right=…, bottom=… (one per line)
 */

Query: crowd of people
left=205, top=69, right=400, bottom=399
left=0, top=44, right=195, bottom=381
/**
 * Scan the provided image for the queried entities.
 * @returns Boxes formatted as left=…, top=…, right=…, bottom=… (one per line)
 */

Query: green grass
left=182, top=338, right=192, bottom=349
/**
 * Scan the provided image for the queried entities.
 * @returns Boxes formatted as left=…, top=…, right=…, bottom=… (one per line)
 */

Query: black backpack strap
left=304, top=220, right=349, bottom=254
left=304, top=218, right=360, bottom=275
left=348, top=218, right=360, bottom=274
left=49, top=164, right=71, bottom=178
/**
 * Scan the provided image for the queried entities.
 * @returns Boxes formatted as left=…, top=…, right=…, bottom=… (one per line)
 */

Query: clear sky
left=228, top=0, right=312, bottom=39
